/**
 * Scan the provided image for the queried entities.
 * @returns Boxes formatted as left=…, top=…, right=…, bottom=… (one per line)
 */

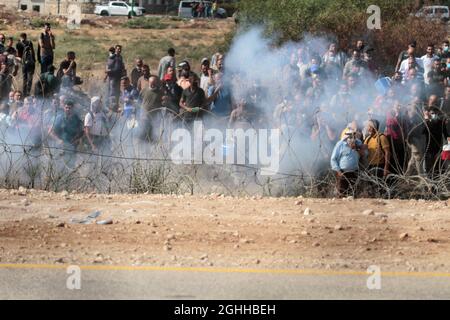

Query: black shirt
left=16, top=40, right=35, bottom=62
left=57, top=59, right=77, bottom=79
left=181, top=86, right=206, bottom=109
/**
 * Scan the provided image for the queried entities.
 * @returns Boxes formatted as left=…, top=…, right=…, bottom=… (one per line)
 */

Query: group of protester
left=190, top=1, right=219, bottom=18
left=0, top=22, right=450, bottom=197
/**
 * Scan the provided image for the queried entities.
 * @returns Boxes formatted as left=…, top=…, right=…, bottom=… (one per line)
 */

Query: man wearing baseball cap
left=330, top=128, right=366, bottom=197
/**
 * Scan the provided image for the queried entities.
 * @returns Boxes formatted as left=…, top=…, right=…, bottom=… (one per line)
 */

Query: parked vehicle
left=178, top=1, right=227, bottom=19
left=94, top=1, right=145, bottom=17
left=415, top=6, right=449, bottom=22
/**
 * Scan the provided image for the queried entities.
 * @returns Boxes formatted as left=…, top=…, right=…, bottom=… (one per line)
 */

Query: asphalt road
left=0, top=264, right=450, bottom=299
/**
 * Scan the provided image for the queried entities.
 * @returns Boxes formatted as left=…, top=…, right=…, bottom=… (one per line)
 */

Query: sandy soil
left=0, top=188, right=449, bottom=272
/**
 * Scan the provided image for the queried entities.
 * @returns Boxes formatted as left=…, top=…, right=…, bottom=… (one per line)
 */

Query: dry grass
left=2, top=13, right=235, bottom=87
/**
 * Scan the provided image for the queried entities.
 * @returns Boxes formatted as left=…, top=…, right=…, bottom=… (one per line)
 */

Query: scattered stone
left=300, top=231, right=310, bottom=236
left=427, top=238, right=439, bottom=243
left=126, top=209, right=137, bottom=214
left=164, top=244, right=172, bottom=251
left=255, top=259, right=261, bottom=265
left=93, top=255, right=104, bottom=263
left=289, top=240, right=298, bottom=244
left=20, top=199, right=31, bottom=206
left=303, top=208, right=312, bottom=216
left=55, top=258, right=65, bottom=264
left=399, top=233, right=409, bottom=240
left=56, top=222, right=66, bottom=228
left=334, top=225, right=344, bottom=231
left=18, top=186, right=27, bottom=196
left=295, top=200, right=303, bottom=206
left=96, top=219, right=113, bottom=225
left=362, top=209, right=375, bottom=216
left=312, top=242, right=320, bottom=247
left=417, top=227, right=425, bottom=231
left=200, top=254, right=208, bottom=260
left=166, top=234, right=176, bottom=240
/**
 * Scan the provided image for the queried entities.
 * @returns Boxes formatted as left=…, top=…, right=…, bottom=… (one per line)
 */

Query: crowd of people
left=190, top=1, right=220, bottom=18
left=0, top=22, right=450, bottom=197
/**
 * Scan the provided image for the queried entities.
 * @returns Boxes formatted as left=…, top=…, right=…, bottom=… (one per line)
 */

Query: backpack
left=364, top=133, right=387, bottom=165
left=22, top=41, right=35, bottom=67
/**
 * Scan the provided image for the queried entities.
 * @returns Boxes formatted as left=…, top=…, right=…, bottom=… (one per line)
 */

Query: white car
left=94, top=1, right=145, bottom=17
left=415, top=6, right=449, bottom=22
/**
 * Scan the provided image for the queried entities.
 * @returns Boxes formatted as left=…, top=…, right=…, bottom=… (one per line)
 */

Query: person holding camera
left=330, top=128, right=366, bottom=197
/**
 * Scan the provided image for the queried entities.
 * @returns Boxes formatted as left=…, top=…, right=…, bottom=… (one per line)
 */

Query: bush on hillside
left=237, top=0, right=447, bottom=74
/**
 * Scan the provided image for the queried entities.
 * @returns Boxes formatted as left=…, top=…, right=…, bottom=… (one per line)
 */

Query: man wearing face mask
left=422, top=106, right=449, bottom=177
left=439, top=40, right=450, bottom=61
left=330, top=128, right=366, bottom=197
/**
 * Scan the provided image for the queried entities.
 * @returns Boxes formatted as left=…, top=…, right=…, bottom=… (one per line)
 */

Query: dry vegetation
left=0, top=10, right=235, bottom=93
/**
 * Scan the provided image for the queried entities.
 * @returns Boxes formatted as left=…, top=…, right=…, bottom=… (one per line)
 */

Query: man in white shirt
left=421, top=44, right=438, bottom=85
left=199, top=58, right=213, bottom=97
left=399, top=55, right=424, bottom=82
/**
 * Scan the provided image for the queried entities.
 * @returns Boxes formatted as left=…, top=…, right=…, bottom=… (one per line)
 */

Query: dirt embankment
left=0, top=188, right=449, bottom=272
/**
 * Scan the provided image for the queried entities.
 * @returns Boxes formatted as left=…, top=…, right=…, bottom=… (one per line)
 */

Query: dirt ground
left=0, top=188, right=449, bottom=273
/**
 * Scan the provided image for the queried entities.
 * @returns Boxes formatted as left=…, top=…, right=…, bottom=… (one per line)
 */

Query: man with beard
left=130, top=58, right=144, bottom=89
left=140, top=76, right=164, bottom=141
left=322, top=42, right=347, bottom=82
left=179, top=74, right=220, bottom=123
left=343, top=49, right=368, bottom=80
left=427, top=58, right=448, bottom=98
left=137, top=64, right=151, bottom=94
left=162, top=66, right=182, bottom=114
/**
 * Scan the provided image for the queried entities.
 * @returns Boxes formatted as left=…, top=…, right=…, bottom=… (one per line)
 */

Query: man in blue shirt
left=330, top=128, right=366, bottom=197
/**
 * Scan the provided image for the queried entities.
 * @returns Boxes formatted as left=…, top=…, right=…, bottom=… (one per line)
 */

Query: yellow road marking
left=0, top=263, right=450, bottom=278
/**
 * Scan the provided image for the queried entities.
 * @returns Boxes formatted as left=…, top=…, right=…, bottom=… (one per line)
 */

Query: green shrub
left=123, top=17, right=169, bottom=29
left=30, top=18, right=59, bottom=29
left=237, top=0, right=447, bottom=73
